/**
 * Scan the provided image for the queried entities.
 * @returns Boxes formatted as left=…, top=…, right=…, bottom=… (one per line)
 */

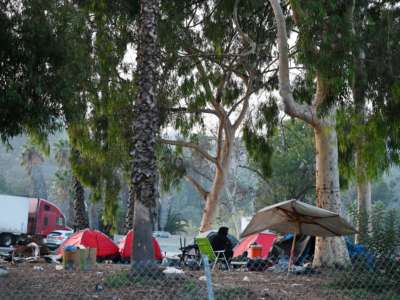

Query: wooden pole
left=288, top=232, right=296, bottom=273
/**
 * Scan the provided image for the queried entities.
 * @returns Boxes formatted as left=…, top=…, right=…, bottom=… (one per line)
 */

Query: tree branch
left=160, top=138, right=217, bottom=164
left=232, top=82, right=252, bottom=130
left=233, top=0, right=257, bottom=56
left=169, top=107, right=218, bottom=116
left=268, top=0, right=320, bottom=127
left=238, top=165, right=267, bottom=182
left=185, top=175, right=209, bottom=201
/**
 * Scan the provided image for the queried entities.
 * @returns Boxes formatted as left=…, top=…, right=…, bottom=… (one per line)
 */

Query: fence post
left=202, top=255, right=215, bottom=300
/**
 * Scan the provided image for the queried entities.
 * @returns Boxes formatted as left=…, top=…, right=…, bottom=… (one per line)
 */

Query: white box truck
left=0, top=194, right=69, bottom=246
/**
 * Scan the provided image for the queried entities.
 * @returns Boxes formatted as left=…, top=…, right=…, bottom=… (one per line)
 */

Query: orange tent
left=233, top=232, right=276, bottom=259
left=56, top=229, right=119, bottom=258
left=119, top=230, right=163, bottom=261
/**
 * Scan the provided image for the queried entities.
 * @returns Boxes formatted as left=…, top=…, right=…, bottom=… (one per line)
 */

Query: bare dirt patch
left=0, top=263, right=357, bottom=300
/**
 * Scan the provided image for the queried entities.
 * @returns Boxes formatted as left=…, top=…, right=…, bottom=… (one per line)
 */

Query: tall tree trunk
left=199, top=134, right=232, bottom=232
left=355, top=153, right=372, bottom=244
left=268, top=0, right=351, bottom=267
left=313, top=121, right=350, bottom=267
left=31, top=166, right=48, bottom=199
left=89, top=200, right=100, bottom=230
left=131, top=0, right=159, bottom=272
left=159, top=194, right=172, bottom=231
left=124, top=182, right=134, bottom=234
left=73, top=175, right=89, bottom=230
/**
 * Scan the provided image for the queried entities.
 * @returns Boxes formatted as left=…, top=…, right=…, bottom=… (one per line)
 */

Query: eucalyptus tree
left=268, top=0, right=355, bottom=266
left=158, top=0, right=278, bottom=232
left=338, top=0, right=400, bottom=243
left=54, top=0, right=136, bottom=231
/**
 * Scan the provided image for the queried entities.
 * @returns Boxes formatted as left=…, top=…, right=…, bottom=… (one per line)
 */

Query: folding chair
left=195, top=237, right=230, bottom=271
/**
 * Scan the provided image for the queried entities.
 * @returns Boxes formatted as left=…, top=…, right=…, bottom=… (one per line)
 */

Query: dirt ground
left=0, top=262, right=359, bottom=300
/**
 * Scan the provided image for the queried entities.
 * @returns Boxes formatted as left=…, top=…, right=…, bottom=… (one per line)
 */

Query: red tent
left=56, top=229, right=119, bottom=258
left=233, top=233, right=276, bottom=259
left=119, top=230, right=163, bottom=261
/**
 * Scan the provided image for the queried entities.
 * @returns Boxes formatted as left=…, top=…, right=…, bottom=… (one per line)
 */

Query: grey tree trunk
left=130, top=0, right=159, bottom=273
left=31, top=166, right=48, bottom=199
left=355, top=152, right=372, bottom=244
left=268, top=0, right=351, bottom=267
left=73, top=175, right=89, bottom=230
left=313, top=122, right=350, bottom=267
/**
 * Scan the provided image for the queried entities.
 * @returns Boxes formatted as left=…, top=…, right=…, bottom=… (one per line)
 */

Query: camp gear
left=195, top=237, right=230, bottom=271
left=233, top=233, right=276, bottom=259
left=57, top=229, right=118, bottom=258
left=119, top=230, right=162, bottom=261
left=241, top=199, right=356, bottom=271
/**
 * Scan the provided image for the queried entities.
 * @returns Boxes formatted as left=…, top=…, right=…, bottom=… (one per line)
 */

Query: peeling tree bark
left=313, top=121, right=350, bottom=267
left=268, top=0, right=351, bottom=267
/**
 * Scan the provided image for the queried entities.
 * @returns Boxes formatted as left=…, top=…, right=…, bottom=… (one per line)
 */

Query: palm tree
left=20, top=145, right=48, bottom=199
left=130, top=0, right=160, bottom=272
left=54, top=140, right=89, bottom=230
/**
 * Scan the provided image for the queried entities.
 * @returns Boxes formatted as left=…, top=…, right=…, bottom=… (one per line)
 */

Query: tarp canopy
left=56, top=229, right=119, bottom=258
left=233, top=233, right=276, bottom=259
left=119, top=230, right=162, bottom=260
left=241, top=199, right=356, bottom=238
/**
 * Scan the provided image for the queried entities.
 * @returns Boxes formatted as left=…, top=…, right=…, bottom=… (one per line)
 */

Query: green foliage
left=248, top=120, right=315, bottom=209
left=291, top=0, right=354, bottom=112
left=164, top=210, right=188, bottom=234
left=243, top=100, right=278, bottom=178
left=0, top=0, right=67, bottom=141
left=348, top=200, right=400, bottom=256
left=330, top=262, right=400, bottom=299
left=158, top=146, right=186, bottom=193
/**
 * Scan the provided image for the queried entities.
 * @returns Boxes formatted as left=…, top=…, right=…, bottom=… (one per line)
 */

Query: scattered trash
left=242, top=276, right=250, bottom=282
left=95, top=284, right=104, bottom=292
left=163, top=267, right=185, bottom=278
left=291, top=283, right=302, bottom=287
left=33, top=266, right=44, bottom=271
left=198, top=275, right=206, bottom=281
left=55, top=265, right=64, bottom=271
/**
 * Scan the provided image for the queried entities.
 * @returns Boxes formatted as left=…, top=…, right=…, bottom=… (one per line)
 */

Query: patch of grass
left=214, top=286, right=256, bottom=300
left=327, top=269, right=400, bottom=299
left=176, top=279, right=207, bottom=300
left=104, top=271, right=131, bottom=288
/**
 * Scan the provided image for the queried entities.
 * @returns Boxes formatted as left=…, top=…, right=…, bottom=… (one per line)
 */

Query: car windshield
left=48, top=232, right=62, bottom=237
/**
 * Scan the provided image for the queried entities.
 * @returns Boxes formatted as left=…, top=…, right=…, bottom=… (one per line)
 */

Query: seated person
left=209, top=226, right=233, bottom=260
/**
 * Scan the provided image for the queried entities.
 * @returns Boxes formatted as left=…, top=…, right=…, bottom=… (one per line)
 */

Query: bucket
left=248, top=243, right=263, bottom=259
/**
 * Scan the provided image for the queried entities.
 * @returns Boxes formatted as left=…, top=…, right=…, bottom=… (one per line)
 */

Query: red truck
left=0, top=194, right=70, bottom=246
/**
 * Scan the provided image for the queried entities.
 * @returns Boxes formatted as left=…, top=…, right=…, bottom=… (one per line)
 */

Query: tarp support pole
left=288, top=232, right=296, bottom=274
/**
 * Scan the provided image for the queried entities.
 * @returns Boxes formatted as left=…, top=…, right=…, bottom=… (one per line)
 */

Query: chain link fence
left=0, top=252, right=399, bottom=300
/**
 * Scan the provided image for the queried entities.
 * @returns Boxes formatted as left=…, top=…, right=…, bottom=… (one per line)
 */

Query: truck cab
left=28, top=198, right=69, bottom=236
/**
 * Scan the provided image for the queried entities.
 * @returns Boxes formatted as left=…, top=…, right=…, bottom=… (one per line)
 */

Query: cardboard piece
left=63, top=248, right=97, bottom=271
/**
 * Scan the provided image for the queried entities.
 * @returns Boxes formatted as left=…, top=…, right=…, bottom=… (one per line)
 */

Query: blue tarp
left=345, top=237, right=375, bottom=269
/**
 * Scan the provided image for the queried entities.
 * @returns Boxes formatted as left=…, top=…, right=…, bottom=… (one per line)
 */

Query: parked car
left=152, top=231, right=171, bottom=238
left=45, top=230, right=74, bottom=249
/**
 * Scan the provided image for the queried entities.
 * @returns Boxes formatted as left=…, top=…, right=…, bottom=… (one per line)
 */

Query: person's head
left=218, top=226, right=229, bottom=237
